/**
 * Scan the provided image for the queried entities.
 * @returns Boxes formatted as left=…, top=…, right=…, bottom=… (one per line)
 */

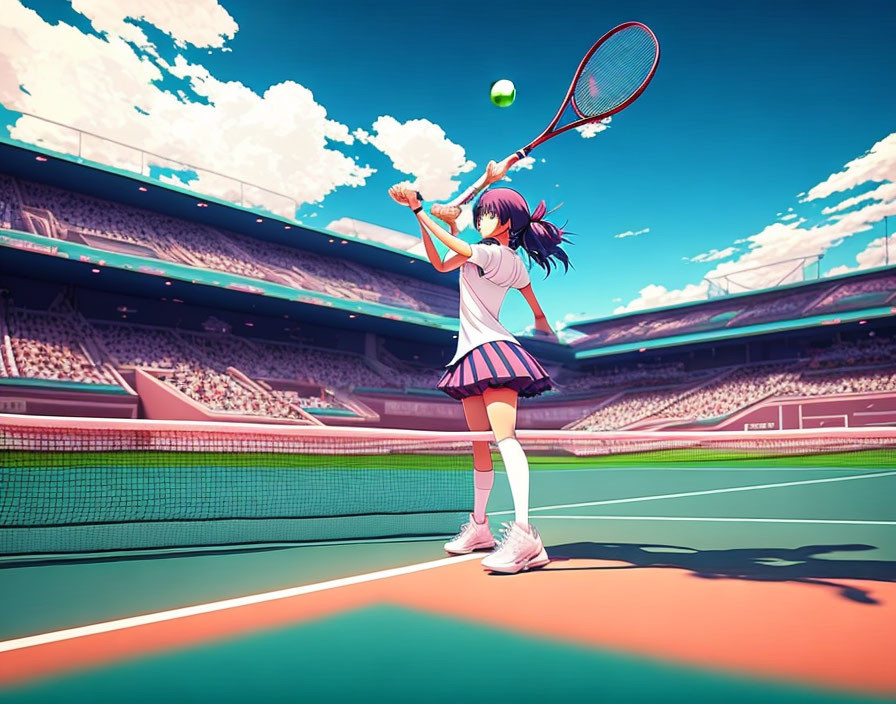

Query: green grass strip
left=2, top=448, right=892, bottom=471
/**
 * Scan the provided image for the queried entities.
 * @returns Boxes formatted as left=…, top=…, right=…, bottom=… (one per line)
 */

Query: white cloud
left=613, top=227, right=649, bottom=239
left=780, top=213, right=798, bottom=221
left=0, top=0, right=377, bottom=218
left=359, top=116, right=476, bottom=201
left=688, top=246, right=739, bottom=263
left=614, top=281, right=708, bottom=314
left=510, top=156, right=535, bottom=171
left=807, top=133, right=896, bottom=201
left=71, top=0, right=238, bottom=48
left=821, top=182, right=896, bottom=215
left=575, top=116, right=612, bottom=139
left=826, top=232, right=896, bottom=276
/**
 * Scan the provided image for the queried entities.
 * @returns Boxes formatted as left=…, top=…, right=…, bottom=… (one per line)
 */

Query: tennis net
left=1, top=414, right=894, bottom=555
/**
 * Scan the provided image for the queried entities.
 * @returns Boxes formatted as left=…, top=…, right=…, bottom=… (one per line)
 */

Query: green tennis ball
left=490, top=79, right=516, bottom=108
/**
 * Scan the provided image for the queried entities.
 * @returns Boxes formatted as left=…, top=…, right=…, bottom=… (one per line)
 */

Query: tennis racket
left=443, top=21, right=659, bottom=213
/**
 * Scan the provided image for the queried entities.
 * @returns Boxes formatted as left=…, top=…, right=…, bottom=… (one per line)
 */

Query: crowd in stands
left=375, top=340, right=445, bottom=388
left=559, top=362, right=691, bottom=392
left=95, top=322, right=392, bottom=392
left=804, top=336, right=896, bottom=368
left=8, top=310, right=116, bottom=385
left=657, top=365, right=798, bottom=421
left=7, top=178, right=458, bottom=317
left=96, top=322, right=190, bottom=369
left=273, top=389, right=339, bottom=409
left=789, top=366, right=896, bottom=397
left=6, top=300, right=896, bottom=425
left=0, top=175, right=21, bottom=230
left=157, top=364, right=304, bottom=419
left=576, top=336, right=896, bottom=429
left=578, top=388, right=685, bottom=431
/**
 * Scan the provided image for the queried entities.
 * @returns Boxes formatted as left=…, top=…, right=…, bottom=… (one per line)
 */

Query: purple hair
left=472, top=187, right=571, bottom=276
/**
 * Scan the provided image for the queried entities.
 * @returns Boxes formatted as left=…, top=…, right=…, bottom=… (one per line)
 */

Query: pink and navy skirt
left=437, top=340, right=552, bottom=400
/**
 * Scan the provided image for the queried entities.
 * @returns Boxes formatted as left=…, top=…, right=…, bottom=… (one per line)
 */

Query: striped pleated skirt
left=437, top=340, right=552, bottom=400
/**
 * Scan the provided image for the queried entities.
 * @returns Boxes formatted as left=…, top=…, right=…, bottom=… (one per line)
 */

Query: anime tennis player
left=389, top=160, right=570, bottom=573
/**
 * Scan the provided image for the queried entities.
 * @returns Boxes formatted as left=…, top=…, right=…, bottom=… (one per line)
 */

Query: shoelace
left=493, top=523, right=522, bottom=554
left=451, top=521, right=473, bottom=541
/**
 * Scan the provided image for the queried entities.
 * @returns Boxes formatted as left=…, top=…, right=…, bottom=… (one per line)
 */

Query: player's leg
left=443, top=394, right=496, bottom=554
left=462, top=394, right=496, bottom=523
left=482, top=387, right=527, bottom=525
left=481, top=386, right=549, bottom=573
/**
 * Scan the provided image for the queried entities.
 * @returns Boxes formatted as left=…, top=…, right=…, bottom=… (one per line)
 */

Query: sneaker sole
left=444, top=542, right=496, bottom=555
left=483, top=549, right=550, bottom=574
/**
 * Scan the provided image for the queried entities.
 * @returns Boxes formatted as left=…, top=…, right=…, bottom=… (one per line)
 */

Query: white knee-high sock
left=473, top=469, right=494, bottom=524
left=497, top=437, right=529, bottom=527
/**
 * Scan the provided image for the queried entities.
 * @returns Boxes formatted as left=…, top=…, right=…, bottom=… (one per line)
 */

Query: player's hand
left=388, top=185, right=411, bottom=205
left=483, top=156, right=517, bottom=186
left=533, top=316, right=558, bottom=341
left=431, top=204, right=461, bottom=226
left=388, top=185, right=422, bottom=211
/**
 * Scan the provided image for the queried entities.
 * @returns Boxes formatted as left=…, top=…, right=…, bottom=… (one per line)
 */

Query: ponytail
left=512, top=199, right=572, bottom=276
left=473, top=188, right=573, bottom=278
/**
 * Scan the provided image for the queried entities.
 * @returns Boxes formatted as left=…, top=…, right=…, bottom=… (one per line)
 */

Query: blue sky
left=2, top=0, right=895, bottom=335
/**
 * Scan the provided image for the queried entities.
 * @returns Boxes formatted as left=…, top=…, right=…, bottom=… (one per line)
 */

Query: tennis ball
left=490, top=79, right=516, bottom=108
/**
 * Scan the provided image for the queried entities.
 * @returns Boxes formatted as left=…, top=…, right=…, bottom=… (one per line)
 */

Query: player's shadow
left=542, top=542, right=896, bottom=605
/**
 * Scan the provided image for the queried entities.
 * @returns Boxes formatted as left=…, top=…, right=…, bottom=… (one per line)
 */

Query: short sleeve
left=467, top=243, right=498, bottom=270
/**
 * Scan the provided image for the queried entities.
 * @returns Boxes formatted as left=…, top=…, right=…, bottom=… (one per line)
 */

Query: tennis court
left=1, top=415, right=894, bottom=703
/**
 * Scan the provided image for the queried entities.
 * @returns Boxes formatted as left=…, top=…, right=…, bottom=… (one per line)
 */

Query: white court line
left=0, top=553, right=481, bottom=654
left=490, top=469, right=896, bottom=516
left=535, top=515, right=896, bottom=526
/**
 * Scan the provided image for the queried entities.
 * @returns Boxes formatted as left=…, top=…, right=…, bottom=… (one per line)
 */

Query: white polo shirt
left=448, top=242, right=531, bottom=366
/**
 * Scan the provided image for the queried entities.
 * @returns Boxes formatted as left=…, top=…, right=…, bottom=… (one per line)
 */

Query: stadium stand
left=8, top=177, right=459, bottom=317
left=8, top=308, right=117, bottom=385
left=573, top=341, right=896, bottom=430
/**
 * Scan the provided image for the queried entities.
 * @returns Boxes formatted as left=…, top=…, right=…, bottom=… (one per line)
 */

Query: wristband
left=412, top=205, right=423, bottom=213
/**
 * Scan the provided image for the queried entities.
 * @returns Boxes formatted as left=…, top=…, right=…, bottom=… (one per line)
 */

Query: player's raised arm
left=388, top=185, right=471, bottom=259
left=428, top=160, right=514, bottom=230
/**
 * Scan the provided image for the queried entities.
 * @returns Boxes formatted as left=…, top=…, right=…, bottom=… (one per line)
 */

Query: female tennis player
left=388, top=162, right=570, bottom=573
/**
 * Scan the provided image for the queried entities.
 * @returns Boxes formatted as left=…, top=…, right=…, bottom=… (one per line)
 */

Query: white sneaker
left=444, top=514, right=496, bottom=554
left=481, top=523, right=549, bottom=574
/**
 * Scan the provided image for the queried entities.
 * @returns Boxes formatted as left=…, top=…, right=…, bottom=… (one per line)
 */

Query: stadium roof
left=569, top=265, right=896, bottom=334
left=574, top=305, right=895, bottom=359
left=0, top=139, right=454, bottom=289
left=568, top=264, right=896, bottom=357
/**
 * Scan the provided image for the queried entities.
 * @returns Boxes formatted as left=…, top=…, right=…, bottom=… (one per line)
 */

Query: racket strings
left=572, top=26, right=657, bottom=118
